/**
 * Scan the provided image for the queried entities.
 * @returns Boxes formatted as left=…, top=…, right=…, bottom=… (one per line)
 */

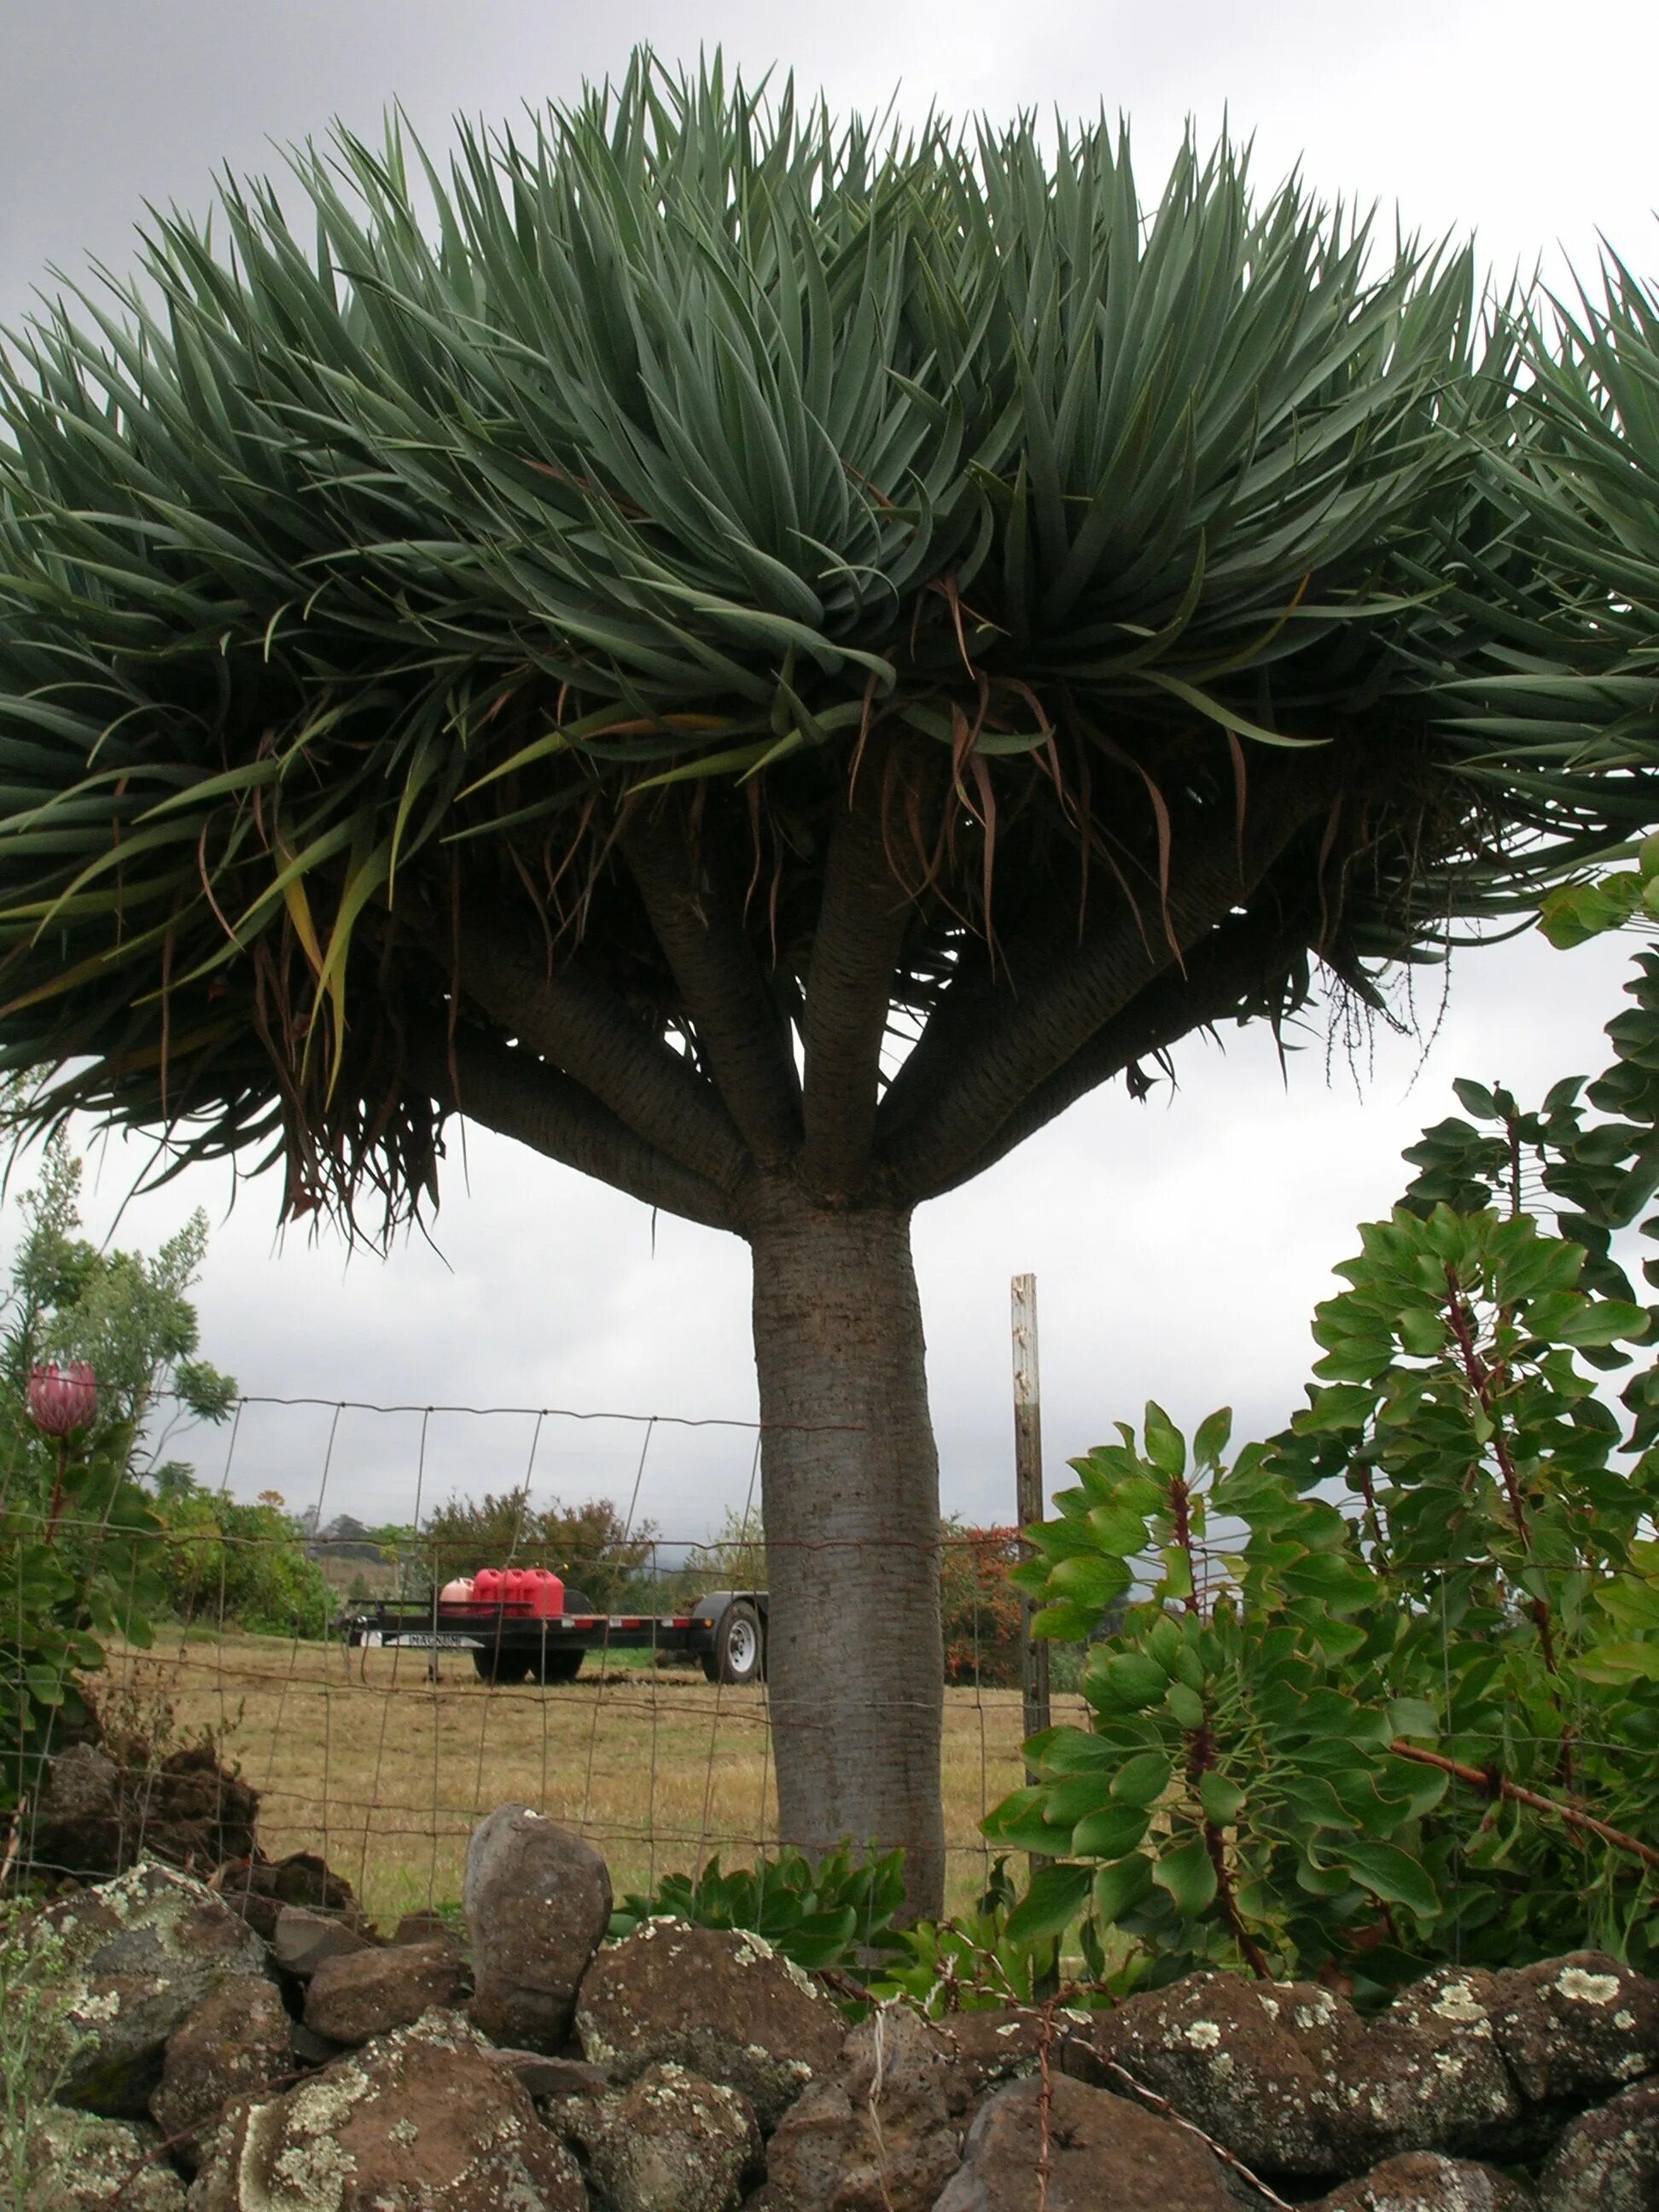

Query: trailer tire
left=472, top=1647, right=533, bottom=1685
left=560, top=1588, right=597, bottom=1615
left=703, top=1599, right=764, bottom=1686
left=536, top=1649, right=585, bottom=1684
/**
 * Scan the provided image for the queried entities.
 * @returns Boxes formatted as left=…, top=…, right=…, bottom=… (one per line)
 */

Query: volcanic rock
left=567, top=2060, right=762, bottom=2212
left=762, top=2005, right=963, bottom=2210
left=934, top=2071, right=1243, bottom=2211
left=464, top=1804, right=613, bottom=2052
left=149, top=1973, right=291, bottom=2169
left=1538, top=2076, right=1659, bottom=2212
left=1313, top=2151, right=1538, bottom=2211
left=39, top=1861, right=271, bottom=2116
left=272, top=1905, right=371, bottom=1978
left=576, top=1919, right=843, bottom=2131
left=303, top=1939, right=469, bottom=2045
left=27, top=2110, right=186, bottom=2211
left=186, top=2007, right=585, bottom=2211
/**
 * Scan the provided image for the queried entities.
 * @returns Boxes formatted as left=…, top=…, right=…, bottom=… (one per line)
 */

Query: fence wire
left=10, top=1388, right=1647, bottom=1929
left=3, top=1394, right=1044, bottom=1922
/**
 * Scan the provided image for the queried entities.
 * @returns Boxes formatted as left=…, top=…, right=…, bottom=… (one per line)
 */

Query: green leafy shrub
left=608, top=1844, right=908, bottom=1971
left=156, top=1481, right=332, bottom=1639
left=0, top=1129, right=239, bottom=1803
left=870, top=1858, right=1109, bottom=2011
left=0, top=1424, right=162, bottom=1814
left=990, top=947, right=1659, bottom=1997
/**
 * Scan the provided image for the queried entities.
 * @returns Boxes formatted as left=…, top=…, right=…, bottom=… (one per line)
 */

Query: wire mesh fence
left=9, top=1388, right=1656, bottom=1929
left=3, top=1392, right=1068, bottom=1922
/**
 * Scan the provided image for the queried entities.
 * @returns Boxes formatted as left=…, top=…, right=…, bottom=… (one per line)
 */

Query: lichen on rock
left=36, top=1862, right=271, bottom=2117
left=575, top=1919, right=842, bottom=2132
left=186, top=2008, right=585, bottom=2211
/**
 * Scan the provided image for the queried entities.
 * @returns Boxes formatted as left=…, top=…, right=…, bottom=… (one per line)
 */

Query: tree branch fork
left=411, top=748, right=1360, bottom=1241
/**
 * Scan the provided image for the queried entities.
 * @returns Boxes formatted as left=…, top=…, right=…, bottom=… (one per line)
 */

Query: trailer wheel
left=472, top=1647, right=532, bottom=1685
left=703, top=1599, right=764, bottom=1686
left=536, top=1649, right=585, bottom=1685
left=560, top=1587, right=597, bottom=1615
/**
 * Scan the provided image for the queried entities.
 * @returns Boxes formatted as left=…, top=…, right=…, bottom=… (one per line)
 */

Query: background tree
left=0, top=61, right=1653, bottom=1909
left=418, top=1490, right=659, bottom=1610
left=157, top=1482, right=331, bottom=1637
left=939, top=1522, right=1025, bottom=1689
left=690, top=1502, right=769, bottom=1592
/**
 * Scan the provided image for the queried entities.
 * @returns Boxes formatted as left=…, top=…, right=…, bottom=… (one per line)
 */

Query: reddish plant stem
left=1388, top=1740, right=1659, bottom=1870
left=1167, top=1473, right=1202, bottom=1616
left=1186, top=1720, right=1272, bottom=1979
left=1171, top=1470, right=1271, bottom=1978
left=1354, top=1462, right=1387, bottom=1568
left=1036, top=2001, right=1056, bottom=2212
left=1441, top=1266, right=1559, bottom=1679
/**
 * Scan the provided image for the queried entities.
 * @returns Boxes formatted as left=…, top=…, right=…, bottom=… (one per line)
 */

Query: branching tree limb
left=621, top=803, right=804, bottom=1165
left=412, top=1022, right=741, bottom=1233
left=876, top=749, right=1352, bottom=1199
left=442, top=908, right=750, bottom=1194
left=800, top=744, right=921, bottom=1200
left=928, top=898, right=1316, bottom=1196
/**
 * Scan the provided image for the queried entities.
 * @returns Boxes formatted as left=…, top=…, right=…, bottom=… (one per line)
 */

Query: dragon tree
left=1, top=59, right=1652, bottom=1912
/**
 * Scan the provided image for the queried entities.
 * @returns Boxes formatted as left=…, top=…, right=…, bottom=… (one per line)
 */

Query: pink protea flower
left=26, top=1361, right=98, bottom=1437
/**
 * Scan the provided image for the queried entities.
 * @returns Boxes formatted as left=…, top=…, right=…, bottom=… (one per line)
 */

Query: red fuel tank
left=464, top=1566, right=565, bottom=1615
left=455, top=1566, right=566, bottom=1615
left=504, top=1567, right=565, bottom=1616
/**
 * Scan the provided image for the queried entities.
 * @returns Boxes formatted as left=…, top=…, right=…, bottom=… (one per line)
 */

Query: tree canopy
left=0, top=58, right=1649, bottom=1232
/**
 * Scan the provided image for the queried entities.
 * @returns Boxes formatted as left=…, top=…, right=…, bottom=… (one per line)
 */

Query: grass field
left=104, top=1631, right=1085, bottom=1925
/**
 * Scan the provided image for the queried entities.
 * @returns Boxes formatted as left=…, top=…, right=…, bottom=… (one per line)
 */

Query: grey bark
left=621, top=804, right=803, bottom=1163
left=748, top=1188, right=946, bottom=1919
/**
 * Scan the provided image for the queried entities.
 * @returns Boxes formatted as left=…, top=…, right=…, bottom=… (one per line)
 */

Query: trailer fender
left=689, top=1592, right=767, bottom=1685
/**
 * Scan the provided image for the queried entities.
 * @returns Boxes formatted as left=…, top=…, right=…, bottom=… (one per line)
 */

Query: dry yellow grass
left=104, top=1631, right=1086, bottom=1925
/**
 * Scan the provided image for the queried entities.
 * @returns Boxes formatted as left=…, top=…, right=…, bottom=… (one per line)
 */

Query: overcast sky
left=3, top=2, right=1655, bottom=1541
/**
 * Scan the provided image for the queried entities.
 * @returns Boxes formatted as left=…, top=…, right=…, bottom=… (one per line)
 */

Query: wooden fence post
left=1012, top=1272, right=1059, bottom=1993
left=1011, top=1272, right=1051, bottom=1782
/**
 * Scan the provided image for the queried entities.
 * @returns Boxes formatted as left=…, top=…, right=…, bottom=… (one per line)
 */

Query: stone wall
left=21, top=1806, right=1657, bottom=2212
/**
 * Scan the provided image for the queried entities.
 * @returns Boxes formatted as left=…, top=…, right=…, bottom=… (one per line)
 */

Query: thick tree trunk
left=748, top=1192, right=946, bottom=1919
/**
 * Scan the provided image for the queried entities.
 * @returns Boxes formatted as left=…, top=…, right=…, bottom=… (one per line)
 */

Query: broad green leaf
left=1092, top=1854, right=1155, bottom=1924
left=1199, top=1771, right=1246, bottom=1824
left=1525, top=1293, right=1649, bottom=1347
left=1085, top=1505, right=1152, bottom=1556
left=981, top=1789, right=1077, bottom=1856
left=1452, top=1079, right=1499, bottom=1120
left=1071, top=1804, right=1153, bottom=1859
left=1386, top=1697, right=1440, bottom=1740
left=1164, top=1682, right=1205, bottom=1730
left=1111, top=1750, right=1175, bottom=1807
left=1142, top=1403, right=1187, bottom=1478
left=1099, top=1653, right=1173, bottom=1709
left=1340, top=1840, right=1440, bottom=1920
left=1152, top=1836, right=1219, bottom=1916
left=1004, top=1863, right=1091, bottom=1945
left=1193, top=1407, right=1233, bottom=1468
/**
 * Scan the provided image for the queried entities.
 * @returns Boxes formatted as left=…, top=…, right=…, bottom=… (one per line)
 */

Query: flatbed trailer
left=337, top=1587, right=768, bottom=1685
